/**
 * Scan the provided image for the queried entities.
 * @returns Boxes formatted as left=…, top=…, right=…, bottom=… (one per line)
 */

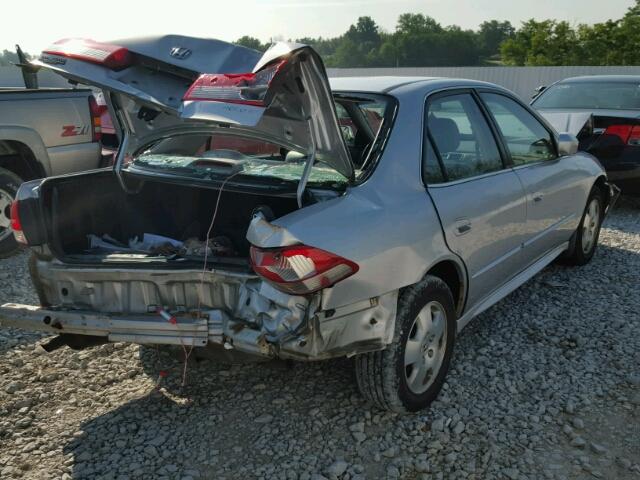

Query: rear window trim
left=331, top=91, right=399, bottom=186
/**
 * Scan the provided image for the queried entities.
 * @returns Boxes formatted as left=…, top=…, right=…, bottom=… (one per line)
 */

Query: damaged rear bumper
left=0, top=292, right=397, bottom=361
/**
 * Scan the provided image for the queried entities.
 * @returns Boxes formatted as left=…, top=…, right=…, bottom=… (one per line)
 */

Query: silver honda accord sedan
left=0, top=36, right=619, bottom=412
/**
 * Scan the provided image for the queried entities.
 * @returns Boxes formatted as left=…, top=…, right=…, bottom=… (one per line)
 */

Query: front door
left=423, top=91, right=528, bottom=309
left=479, top=92, right=581, bottom=263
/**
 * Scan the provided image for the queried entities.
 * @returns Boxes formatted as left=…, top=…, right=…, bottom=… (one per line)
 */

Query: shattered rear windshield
left=128, top=93, right=395, bottom=187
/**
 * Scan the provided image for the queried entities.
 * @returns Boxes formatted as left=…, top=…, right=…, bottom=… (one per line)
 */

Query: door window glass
left=481, top=92, right=557, bottom=165
left=425, top=93, right=503, bottom=182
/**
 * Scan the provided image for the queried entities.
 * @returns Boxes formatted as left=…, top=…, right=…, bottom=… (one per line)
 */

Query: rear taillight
left=10, top=201, right=26, bottom=245
left=249, top=244, right=359, bottom=295
left=603, top=124, right=640, bottom=146
left=183, top=60, right=286, bottom=106
left=629, top=126, right=640, bottom=146
left=42, top=38, right=132, bottom=70
left=88, top=95, right=106, bottom=143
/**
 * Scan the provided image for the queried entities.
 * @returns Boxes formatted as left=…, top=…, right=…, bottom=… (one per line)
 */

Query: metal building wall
left=0, top=66, right=68, bottom=88
left=3, top=64, right=640, bottom=99
left=327, top=66, right=640, bottom=100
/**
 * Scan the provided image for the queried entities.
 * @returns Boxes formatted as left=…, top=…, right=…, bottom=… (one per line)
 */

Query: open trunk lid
left=33, top=35, right=353, bottom=180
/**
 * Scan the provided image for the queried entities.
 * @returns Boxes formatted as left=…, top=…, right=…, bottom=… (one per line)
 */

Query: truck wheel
left=0, top=168, right=23, bottom=259
left=355, top=276, right=456, bottom=412
left=562, top=188, right=604, bottom=266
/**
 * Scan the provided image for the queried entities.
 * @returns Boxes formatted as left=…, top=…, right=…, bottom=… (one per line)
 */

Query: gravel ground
left=0, top=202, right=639, bottom=480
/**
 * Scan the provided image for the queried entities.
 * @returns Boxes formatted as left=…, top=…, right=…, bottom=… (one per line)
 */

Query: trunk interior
left=43, top=171, right=300, bottom=267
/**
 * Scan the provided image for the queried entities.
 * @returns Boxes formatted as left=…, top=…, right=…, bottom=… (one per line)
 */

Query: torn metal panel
left=245, top=212, right=302, bottom=248
left=276, top=290, right=398, bottom=360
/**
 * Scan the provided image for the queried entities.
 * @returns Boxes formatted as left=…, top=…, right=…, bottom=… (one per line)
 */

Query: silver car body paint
left=0, top=41, right=615, bottom=361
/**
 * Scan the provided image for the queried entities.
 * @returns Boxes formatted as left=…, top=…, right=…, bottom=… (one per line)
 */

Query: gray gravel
left=1, top=202, right=639, bottom=480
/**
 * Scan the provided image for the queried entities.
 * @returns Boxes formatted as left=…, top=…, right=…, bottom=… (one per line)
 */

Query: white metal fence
left=0, top=66, right=68, bottom=88
left=3, top=65, right=640, bottom=100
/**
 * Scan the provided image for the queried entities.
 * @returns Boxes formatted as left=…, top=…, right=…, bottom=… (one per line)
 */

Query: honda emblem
left=170, top=47, right=192, bottom=60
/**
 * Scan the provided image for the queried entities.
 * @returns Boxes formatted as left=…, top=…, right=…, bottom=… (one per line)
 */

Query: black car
left=532, top=75, right=640, bottom=196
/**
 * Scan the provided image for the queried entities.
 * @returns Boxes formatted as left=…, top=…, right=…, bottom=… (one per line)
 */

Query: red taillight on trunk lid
left=183, top=60, right=286, bottom=106
left=43, top=38, right=132, bottom=70
left=603, top=124, right=640, bottom=146
left=10, top=201, right=26, bottom=244
left=249, top=244, right=359, bottom=295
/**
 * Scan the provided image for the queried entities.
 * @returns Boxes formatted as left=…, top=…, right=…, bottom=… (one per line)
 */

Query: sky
left=1, top=0, right=636, bottom=54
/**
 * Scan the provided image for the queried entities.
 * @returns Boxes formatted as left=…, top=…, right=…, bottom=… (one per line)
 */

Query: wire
left=196, top=168, right=243, bottom=318
left=175, top=168, right=243, bottom=388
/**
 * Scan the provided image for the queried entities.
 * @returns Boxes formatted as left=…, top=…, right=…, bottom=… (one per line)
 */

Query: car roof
left=329, top=76, right=438, bottom=93
left=329, top=76, right=505, bottom=94
left=558, top=75, right=640, bottom=84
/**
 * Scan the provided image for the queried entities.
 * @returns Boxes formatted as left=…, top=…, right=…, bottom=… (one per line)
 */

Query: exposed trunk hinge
left=114, top=128, right=134, bottom=193
left=296, top=118, right=316, bottom=208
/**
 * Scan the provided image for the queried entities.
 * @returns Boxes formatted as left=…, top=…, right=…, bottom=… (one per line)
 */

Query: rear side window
left=480, top=93, right=556, bottom=166
left=425, top=93, right=503, bottom=183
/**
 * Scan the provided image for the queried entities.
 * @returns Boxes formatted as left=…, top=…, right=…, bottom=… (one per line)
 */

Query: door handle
left=454, top=219, right=472, bottom=236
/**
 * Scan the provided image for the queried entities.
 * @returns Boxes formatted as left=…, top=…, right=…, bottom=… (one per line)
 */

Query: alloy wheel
left=404, top=301, right=448, bottom=394
left=582, top=198, right=601, bottom=254
left=0, top=187, right=13, bottom=242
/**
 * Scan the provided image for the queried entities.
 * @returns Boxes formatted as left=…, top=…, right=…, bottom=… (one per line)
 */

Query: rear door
left=479, top=91, right=581, bottom=264
left=424, top=91, right=528, bottom=308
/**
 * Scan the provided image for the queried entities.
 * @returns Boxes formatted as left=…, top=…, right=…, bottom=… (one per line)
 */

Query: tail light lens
left=603, top=124, right=640, bottom=146
left=628, top=125, right=640, bottom=146
left=183, top=60, right=286, bottom=106
left=42, top=38, right=132, bottom=70
left=88, top=95, right=106, bottom=143
left=10, top=201, right=26, bottom=245
left=249, top=244, right=359, bottom=295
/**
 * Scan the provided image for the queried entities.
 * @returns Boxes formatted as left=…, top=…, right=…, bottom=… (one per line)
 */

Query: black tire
left=0, top=167, right=23, bottom=259
left=562, top=188, right=605, bottom=266
left=355, top=275, right=457, bottom=413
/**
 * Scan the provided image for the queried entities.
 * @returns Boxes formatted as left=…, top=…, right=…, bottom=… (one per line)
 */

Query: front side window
left=425, top=93, right=503, bottom=183
left=481, top=92, right=556, bottom=166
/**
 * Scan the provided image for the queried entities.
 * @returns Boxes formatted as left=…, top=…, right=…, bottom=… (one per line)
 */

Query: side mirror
left=557, top=133, right=579, bottom=156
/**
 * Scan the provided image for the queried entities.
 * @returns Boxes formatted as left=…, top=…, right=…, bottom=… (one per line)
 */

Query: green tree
left=501, top=20, right=579, bottom=66
left=234, top=36, right=268, bottom=52
left=478, top=20, right=514, bottom=59
left=0, top=49, right=20, bottom=67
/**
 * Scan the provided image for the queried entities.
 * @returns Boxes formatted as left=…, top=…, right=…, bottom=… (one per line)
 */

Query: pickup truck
left=0, top=87, right=103, bottom=257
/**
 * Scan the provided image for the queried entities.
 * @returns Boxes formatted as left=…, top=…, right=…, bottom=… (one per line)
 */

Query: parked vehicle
left=532, top=75, right=640, bottom=196
left=0, top=36, right=619, bottom=412
left=0, top=49, right=106, bottom=257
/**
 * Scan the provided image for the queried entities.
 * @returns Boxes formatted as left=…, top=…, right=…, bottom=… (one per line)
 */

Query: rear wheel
left=0, top=168, right=22, bottom=259
left=355, top=276, right=456, bottom=412
left=562, top=188, right=604, bottom=266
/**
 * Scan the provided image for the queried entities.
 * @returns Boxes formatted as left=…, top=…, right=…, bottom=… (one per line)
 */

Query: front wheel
left=562, top=188, right=604, bottom=266
left=355, top=276, right=456, bottom=412
left=0, top=168, right=23, bottom=259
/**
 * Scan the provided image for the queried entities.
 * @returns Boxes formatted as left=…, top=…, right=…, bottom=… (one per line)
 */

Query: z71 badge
left=61, top=125, right=89, bottom=137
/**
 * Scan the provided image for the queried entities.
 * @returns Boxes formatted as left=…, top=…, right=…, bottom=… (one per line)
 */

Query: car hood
left=32, top=35, right=354, bottom=180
